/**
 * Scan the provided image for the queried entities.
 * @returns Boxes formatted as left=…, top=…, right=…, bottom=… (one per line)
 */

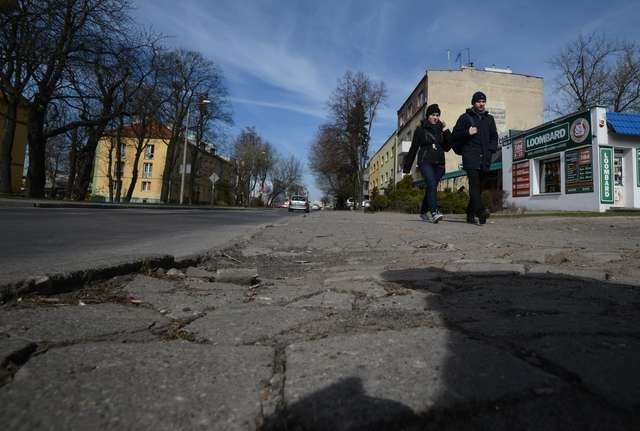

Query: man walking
left=452, top=91, right=498, bottom=225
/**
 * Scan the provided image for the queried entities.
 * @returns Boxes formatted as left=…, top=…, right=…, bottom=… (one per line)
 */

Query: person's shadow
left=262, top=377, right=419, bottom=430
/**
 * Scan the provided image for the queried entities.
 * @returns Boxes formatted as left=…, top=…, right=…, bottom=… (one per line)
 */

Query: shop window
left=540, top=157, right=560, bottom=193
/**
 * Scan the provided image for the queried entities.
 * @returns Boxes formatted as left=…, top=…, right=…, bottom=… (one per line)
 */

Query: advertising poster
left=565, top=147, right=593, bottom=194
left=512, top=161, right=530, bottom=197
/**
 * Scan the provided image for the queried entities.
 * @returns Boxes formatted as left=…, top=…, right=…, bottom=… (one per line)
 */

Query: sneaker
left=431, top=210, right=443, bottom=223
left=419, top=213, right=431, bottom=222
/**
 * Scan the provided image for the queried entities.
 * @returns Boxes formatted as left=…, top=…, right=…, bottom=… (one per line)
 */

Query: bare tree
left=326, top=71, right=386, bottom=205
left=309, top=123, right=353, bottom=208
left=266, top=154, right=302, bottom=206
left=231, top=127, right=273, bottom=206
left=550, top=33, right=640, bottom=114
left=157, top=49, right=231, bottom=203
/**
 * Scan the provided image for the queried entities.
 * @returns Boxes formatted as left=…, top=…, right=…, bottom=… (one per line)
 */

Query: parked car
left=362, top=200, right=371, bottom=208
left=288, top=195, right=310, bottom=213
left=346, top=197, right=355, bottom=209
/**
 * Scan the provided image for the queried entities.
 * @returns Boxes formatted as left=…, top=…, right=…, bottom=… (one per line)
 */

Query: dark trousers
left=419, top=162, right=445, bottom=214
left=466, top=168, right=486, bottom=217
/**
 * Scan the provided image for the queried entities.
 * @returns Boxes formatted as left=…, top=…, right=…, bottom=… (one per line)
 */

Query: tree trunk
left=161, top=138, right=178, bottom=203
left=0, top=101, right=18, bottom=193
left=65, top=131, right=78, bottom=200
left=73, top=124, right=107, bottom=201
left=26, top=106, right=47, bottom=198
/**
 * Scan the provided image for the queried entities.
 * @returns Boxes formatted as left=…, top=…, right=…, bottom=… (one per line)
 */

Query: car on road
left=288, top=195, right=310, bottom=213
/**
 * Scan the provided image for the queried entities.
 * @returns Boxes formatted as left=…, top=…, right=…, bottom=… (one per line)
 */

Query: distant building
left=91, top=123, right=234, bottom=204
left=502, top=107, right=640, bottom=211
left=0, top=95, right=28, bottom=193
left=368, top=130, right=398, bottom=195
left=396, top=66, right=544, bottom=191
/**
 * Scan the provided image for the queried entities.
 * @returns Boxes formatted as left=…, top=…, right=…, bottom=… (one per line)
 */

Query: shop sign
left=512, top=161, right=530, bottom=197
left=565, top=147, right=593, bottom=194
left=513, top=112, right=591, bottom=161
left=599, top=147, right=614, bottom=204
left=637, top=149, right=640, bottom=188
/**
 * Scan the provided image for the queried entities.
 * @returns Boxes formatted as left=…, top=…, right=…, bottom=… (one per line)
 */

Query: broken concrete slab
left=216, top=268, right=258, bottom=285
left=124, top=274, right=176, bottom=295
left=185, top=305, right=323, bottom=345
left=288, top=290, right=354, bottom=310
left=282, top=327, right=560, bottom=428
left=0, top=341, right=273, bottom=431
left=185, top=266, right=216, bottom=280
left=0, top=304, right=169, bottom=343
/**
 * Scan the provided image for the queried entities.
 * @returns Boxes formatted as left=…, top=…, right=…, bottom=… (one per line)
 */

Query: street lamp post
left=180, top=98, right=210, bottom=205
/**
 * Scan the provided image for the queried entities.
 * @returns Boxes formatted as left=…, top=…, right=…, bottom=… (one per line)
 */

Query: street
left=0, top=206, right=289, bottom=287
left=1, top=210, right=639, bottom=430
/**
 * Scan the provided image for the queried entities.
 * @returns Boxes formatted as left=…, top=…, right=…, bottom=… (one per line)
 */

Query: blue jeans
left=418, top=162, right=445, bottom=214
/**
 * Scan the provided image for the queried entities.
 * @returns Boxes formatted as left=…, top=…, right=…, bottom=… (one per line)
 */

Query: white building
left=502, top=107, right=640, bottom=211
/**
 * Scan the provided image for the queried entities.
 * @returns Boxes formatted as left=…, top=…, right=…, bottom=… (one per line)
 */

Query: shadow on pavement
left=263, top=269, right=639, bottom=430
left=381, top=268, right=640, bottom=430
left=262, top=376, right=419, bottom=430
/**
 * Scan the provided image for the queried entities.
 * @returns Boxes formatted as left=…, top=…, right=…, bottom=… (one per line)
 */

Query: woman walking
left=402, top=103, right=452, bottom=223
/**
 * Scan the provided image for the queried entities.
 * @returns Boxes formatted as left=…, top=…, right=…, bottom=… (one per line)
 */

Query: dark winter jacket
left=451, top=108, right=498, bottom=172
left=402, top=121, right=452, bottom=173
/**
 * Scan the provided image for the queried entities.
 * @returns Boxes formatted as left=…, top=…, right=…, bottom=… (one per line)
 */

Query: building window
left=143, top=163, right=152, bottom=178
left=141, top=181, right=151, bottom=192
left=114, top=161, right=124, bottom=177
left=112, top=180, right=121, bottom=194
left=540, top=157, right=560, bottom=193
left=119, top=143, right=126, bottom=159
left=145, top=145, right=154, bottom=160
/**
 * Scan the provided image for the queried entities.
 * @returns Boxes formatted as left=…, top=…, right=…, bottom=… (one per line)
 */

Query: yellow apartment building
left=0, top=96, right=28, bottom=193
left=396, top=66, right=544, bottom=191
left=92, top=123, right=234, bottom=204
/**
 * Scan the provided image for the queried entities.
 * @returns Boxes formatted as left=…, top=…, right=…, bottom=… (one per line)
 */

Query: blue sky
left=132, top=0, right=640, bottom=200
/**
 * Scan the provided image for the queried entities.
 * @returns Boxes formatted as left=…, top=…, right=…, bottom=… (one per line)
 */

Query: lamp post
left=180, top=98, right=210, bottom=205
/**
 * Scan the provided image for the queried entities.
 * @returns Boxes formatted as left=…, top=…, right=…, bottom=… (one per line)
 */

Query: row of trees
left=0, top=0, right=232, bottom=201
left=550, top=33, right=640, bottom=115
left=309, top=71, right=386, bottom=208
left=231, top=127, right=304, bottom=207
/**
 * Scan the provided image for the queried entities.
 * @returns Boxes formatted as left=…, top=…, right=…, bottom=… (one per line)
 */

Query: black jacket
left=402, top=121, right=451, bottom=173
left=451, top=108, right=498, bottom=171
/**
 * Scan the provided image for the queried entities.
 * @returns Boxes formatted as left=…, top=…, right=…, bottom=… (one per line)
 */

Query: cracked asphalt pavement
left=1, top=211, right=639, bottom=430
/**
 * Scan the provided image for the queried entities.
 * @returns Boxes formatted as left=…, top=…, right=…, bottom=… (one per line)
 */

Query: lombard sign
left=599, top=147, right=614, bottom=204
left=513, top=112, right=591, bottom=161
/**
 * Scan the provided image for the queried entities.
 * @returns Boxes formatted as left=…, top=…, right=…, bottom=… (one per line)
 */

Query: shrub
left=371, top=194, right=389, bottom=211
left=437, top=189, right=468, bottom=214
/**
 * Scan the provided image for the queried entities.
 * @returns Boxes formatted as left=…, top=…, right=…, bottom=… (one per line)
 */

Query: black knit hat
left=471, top=91, right=487, bottom=104
left=425, top=103, right=441, bottom=117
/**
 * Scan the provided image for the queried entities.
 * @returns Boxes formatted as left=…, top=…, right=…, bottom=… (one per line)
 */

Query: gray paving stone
left=529, top=335, right=640, bottom=411
left=283, top=327, right=560, bottom=427
left=185, top=266, right=217, bottom=279
left=0, top=341, right=273, bottom=431
left=124, top=274, right=176, bottom=295
left=0, top=334, right=35, bottom=364
left=185, top=305, right=323, bottom=345
left=327, top=279, right=388, bottom=298
left=288, top=290, right=354, bottom=310
left=366, top=291, right=431, bottom=312
left=0, top=304, right=169, bottom=343
left=216, top=268, right=258, bottom=285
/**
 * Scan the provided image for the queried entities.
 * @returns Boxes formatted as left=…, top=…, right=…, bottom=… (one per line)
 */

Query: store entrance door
left=613, top=149, right=625, bottom=206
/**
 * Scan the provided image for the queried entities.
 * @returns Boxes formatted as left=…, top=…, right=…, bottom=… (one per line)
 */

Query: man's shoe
left=477, top=210, right=487, bottom=225
left=420, top=213, right=431, bottom=222
left=431, top=210, right=443, bottom=223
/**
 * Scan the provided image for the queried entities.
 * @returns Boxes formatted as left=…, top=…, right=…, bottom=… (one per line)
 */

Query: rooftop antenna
left=447, top=49, right=451, bottom=69
left=455, top=51, right=462, bottom=69
left=466, top=48, right=472, bottom=67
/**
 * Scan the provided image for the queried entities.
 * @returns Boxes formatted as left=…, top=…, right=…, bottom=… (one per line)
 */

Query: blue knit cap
left=471, top=91, right=486, bottom=104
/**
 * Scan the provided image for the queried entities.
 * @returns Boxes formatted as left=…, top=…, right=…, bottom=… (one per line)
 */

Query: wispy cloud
left=229, top=97, right=325, bottom=119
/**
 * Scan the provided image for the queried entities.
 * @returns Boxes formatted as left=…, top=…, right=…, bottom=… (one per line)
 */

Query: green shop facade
left=501, top=107, right=640, bottom=211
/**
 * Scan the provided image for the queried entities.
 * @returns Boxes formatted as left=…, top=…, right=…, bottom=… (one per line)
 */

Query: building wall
left=92, top=135, right=169, bottom=203
left=369, top=131, right=396, bottom=195
left=396, top=67, right=544, bottom=190
left=0, top=100, right=28, bottom=193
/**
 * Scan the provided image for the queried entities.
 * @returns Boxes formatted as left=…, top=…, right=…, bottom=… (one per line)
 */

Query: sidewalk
left=0, top=196, right=250, bottom=210
left=1, top=211, right=639, bottom=430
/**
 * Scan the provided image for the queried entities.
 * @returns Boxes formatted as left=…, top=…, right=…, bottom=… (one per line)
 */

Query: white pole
left=179, top=106, right=190, bottom=205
